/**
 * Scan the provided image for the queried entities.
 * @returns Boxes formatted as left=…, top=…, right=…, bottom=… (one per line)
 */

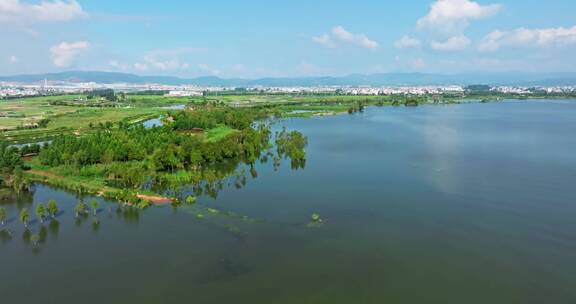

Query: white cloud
left=479, top=26, right=576, bottom=51
left=109, top=60, right=129, bottom=71
left=417, top=0, right=501, bottom=35
left=0, top=0, right=86, bottom=23
left=198, top=64, right=221, bottom=75
left=8, top=55, right=19, bottom=64
left=431, top=35, right=471, bottom=51
left=296, top=61, right=322, bottom=75
left=313, top=26, right=378, bottom=49
left=312, top=34, right=336, bottom=48
left=411, top=58, right=427, bottom=69
left=394, top=36, right=422, bottom=49
left=134, top=62, right=149, bottom=72
left=133, top=49, right=194, bottom=72
left=50, top=41, right=89, bottom=67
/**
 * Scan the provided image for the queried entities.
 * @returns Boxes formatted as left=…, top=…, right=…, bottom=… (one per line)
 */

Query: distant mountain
left=1, top=70, right=575, bottom=87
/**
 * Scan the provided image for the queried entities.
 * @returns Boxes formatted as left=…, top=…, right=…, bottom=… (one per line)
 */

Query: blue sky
left=1, top=0, right=576, bottom=78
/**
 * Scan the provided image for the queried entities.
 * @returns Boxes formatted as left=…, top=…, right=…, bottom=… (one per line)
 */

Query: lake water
left=1, top=100, right=576, bottom=303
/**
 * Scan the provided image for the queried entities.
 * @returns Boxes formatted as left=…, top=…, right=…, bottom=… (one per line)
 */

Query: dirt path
left=137, top=194, right=175, bottom=204
left=28, top=169, right=59, bottom=179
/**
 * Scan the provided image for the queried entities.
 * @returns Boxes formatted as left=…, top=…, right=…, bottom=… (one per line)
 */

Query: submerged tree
left=90, top=199, right=99, bottom=216
left=30, top=234, right=40, bottom=246
left=47, top=200, right=59, bottom=218
left=19, top=208, right=30, bottom=228
left=35, top=203, right=47, bottom=224
left=74, top=202, right=87, bottom=218
left=0, top=207, right=6, bottom=226
left=185, top=196, right=197, bottom=205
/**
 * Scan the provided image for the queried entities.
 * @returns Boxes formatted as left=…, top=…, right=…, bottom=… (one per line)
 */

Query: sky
left=1, top=0, right=576, bottom=78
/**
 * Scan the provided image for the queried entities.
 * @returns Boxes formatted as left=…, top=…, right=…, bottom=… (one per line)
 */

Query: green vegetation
left=0, top=207, right=6, bottom=225
left=47, top=200, right=58, bottom=218
left=19, top=208, right=29, bottom=228
left=0, top=142, right=24, bottom=176
left=186, top=196, right=197, bottom=205
left=35, top=203, right=46, bottom=224
left=16, top=104, right=307, bottom=206
left=90, top=199, right=99, bottom=215
left=0, top=93, right=190, bottom=144
left=311, top=213, right=322, bottom=223
left=74, top=202, right=87, bottom=218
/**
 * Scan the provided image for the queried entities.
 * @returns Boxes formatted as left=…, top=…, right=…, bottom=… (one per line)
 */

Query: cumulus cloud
left=198, top=64, right=221, bottom=75
left=394, top=36, right=422, bottom=49
left=431, top=35, right=471, bottom=51
left=417, top=0, right=501, bottom=35
left=132, top=48, right=196, bottom=72
left=479, top=26, right=576, bottom=51
left=313, top=26, right=378, bottom=49
left=312, top=34, right=336, bottom=48
left=50, top=41, right=89, bottom=67
left=8, top=55, right=19, bottom=64
left=0, top=0, right=87, bottom=23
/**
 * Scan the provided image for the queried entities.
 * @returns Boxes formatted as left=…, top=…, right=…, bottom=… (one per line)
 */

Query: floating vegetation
left=307, top=213, right=325, bottom=228
left=185, top=195, right=197, bottom=205
left=311, top=213, right=322, bottom=223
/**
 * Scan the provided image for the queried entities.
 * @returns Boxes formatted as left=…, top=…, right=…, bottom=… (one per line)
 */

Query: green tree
left=0, top=207, right=6, bottom=226
left=74, top=202, right=86, bottom=218
left=35, top=203, right=47, bottom=224
left=47, top=200, right=59, bottom=218
left=19, top=208, right=30, bottom=228
left=90, top=199, right=99, bottom=216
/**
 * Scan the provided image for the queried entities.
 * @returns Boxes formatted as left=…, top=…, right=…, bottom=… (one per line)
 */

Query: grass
left=25, top=158, right=113, bottom=195
left=203, top=125, right=238, bottom=142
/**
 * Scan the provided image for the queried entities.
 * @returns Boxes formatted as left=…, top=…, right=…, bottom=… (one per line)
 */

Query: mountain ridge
left=1, top=70, right=575, bottom=86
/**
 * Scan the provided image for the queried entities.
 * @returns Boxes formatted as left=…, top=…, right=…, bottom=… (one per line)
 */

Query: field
left=0, top=94, right=191, bottom=144
left=5, top=91, right=554, bottom=145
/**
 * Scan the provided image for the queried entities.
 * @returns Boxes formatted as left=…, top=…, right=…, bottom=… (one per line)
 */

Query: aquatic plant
left=19, top=208, right=30, bottom=228
left=311, top=213, right=322, bottom=223
left=0, top=207, right=6, bottom=226
left=185, top=195, right=197, bottom=205
left=47, top=200, right=59, bottom=218
left=74, top=202, right=87, bottom=218
left=35, top=203, right=47, bottom=224
left=137, top=200, right=151, bottom=210
left=90, top=199, right=99, bottom=216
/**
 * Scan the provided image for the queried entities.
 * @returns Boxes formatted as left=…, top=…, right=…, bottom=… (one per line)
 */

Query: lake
left=1, top=100, right=576, bottom=303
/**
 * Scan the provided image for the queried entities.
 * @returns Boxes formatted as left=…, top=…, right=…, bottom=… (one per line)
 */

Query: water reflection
left=22, top=228, right=31, bottom=245
left=92, top=217, right=101, bottom=233
left=116, top=206, right=140, bottom=224
left=0, top=229, right=13, bottom=244
left=39, top=225, right=48, bottom=243
left=48, top=219, right=60, bottom=240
